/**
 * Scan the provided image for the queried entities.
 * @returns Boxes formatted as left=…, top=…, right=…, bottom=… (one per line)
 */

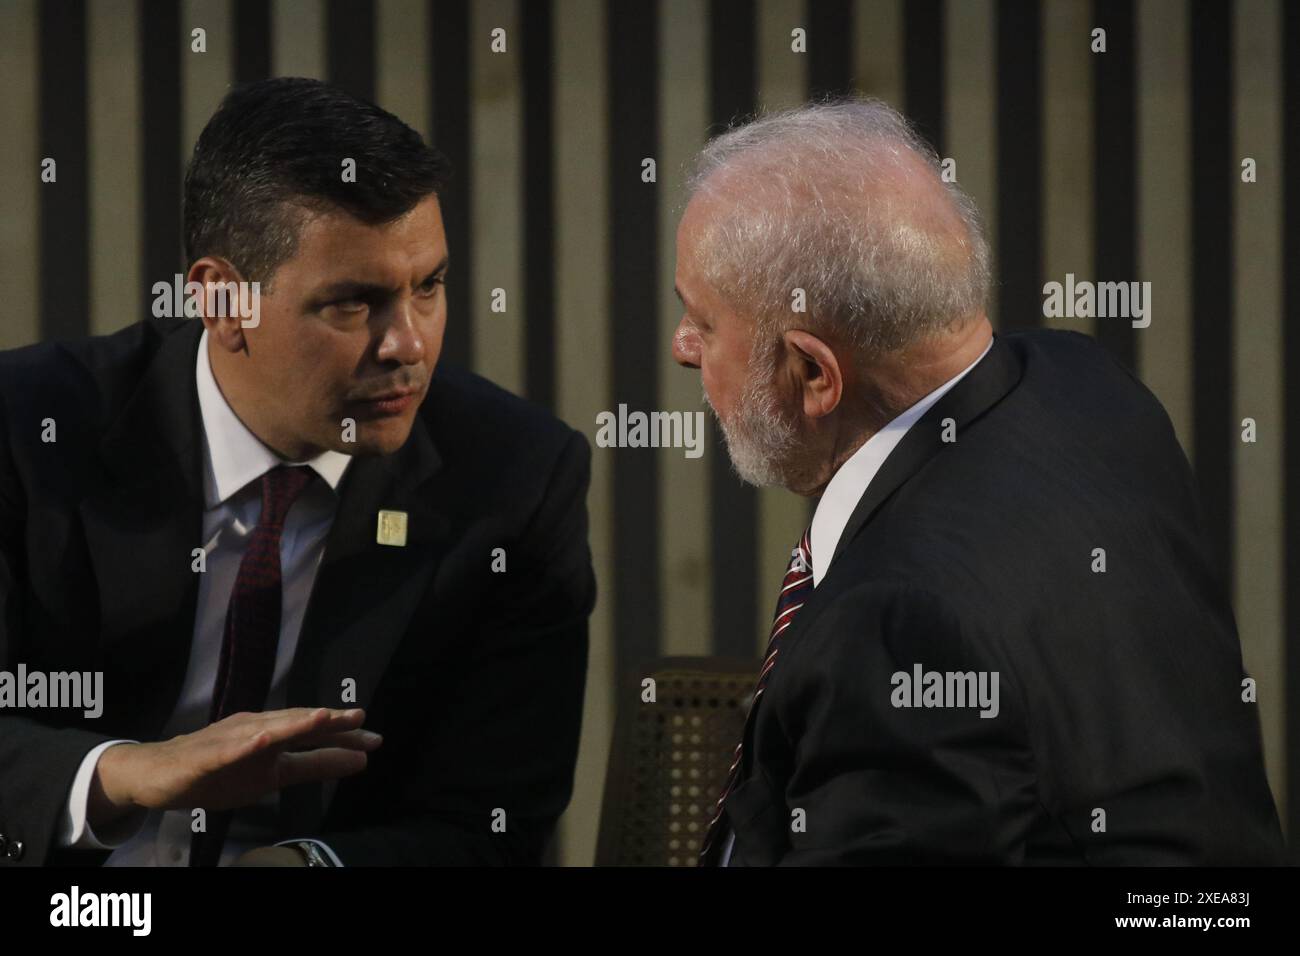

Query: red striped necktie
left=699, top=526, right=813, bottom=864
left=190, top=464, right=317, bottom=867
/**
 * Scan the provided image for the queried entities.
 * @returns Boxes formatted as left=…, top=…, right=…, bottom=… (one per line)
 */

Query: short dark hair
left=183, top=77, right=450, bottom=285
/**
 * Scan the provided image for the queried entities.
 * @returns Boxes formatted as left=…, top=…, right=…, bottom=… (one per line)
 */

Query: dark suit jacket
left=0, top=317, right=594, bottom=866
left=707, top=330, right=1285, bottom=866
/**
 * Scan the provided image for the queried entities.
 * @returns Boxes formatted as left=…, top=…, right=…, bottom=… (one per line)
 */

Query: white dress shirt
left=58, top=327, right=353, bottom=865
left=720, top=337, right=993, bottom=865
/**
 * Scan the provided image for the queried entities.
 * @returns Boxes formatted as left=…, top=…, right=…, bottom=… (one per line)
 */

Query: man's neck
left=864, top=314, right=994, bottom=417
left=797, top=314, right=994, bottom=497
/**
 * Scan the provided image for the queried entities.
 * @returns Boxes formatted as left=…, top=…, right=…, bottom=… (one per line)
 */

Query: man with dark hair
left=0, top=78, right=594, bottom=866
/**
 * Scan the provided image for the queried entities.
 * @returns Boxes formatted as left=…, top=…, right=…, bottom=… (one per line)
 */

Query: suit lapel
left=281, top=415, right=451, bottom=832
left=720, top=335, right=1023, bottom=843
left=288, top=421, right=448, bottom=711
left=828, top=334, right=1022, bottom=567
left=77, top=320, right=207, bottom=736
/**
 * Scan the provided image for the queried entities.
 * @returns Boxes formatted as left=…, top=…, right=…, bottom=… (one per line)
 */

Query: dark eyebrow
left=313, top=255, right=450, bottom=302
left=314, top=279, right=386, bottom=301
left=418, top=256, right=450, bottom=287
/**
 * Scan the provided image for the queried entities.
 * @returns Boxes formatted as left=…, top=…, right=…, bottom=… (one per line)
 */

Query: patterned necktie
left=698, top=526, right=813, bottom=864
left=190, top=464, right=317, bottom=867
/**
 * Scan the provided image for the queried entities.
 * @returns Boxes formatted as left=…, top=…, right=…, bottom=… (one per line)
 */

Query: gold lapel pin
left=376, top=509, right=408, bottom=547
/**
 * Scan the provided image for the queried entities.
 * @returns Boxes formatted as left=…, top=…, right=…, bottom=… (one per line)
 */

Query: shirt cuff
left=274, top=838, right=345, bottom=867
left=59, top=739, right=148, bottom=849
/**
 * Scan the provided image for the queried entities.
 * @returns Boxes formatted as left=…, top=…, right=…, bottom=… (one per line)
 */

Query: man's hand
left=87, top=708, right=381, bottom=830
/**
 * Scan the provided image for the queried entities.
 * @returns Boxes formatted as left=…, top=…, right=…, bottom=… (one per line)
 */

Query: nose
left=672, top=316, right=701, bottom=369
left=377, top=301, right=426, bottom=366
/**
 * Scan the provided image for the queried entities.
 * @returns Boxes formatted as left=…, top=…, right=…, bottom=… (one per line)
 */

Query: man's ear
left=782, top=329, right=843, bottom=419
left=187, top=257, right=249, bottom=353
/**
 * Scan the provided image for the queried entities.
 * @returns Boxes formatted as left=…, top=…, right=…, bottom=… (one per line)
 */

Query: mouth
left=355, top=387, right=422, bottom=417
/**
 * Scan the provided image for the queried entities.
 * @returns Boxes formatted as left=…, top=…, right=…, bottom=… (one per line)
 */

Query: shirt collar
left=196, top=326, right=352, bottom=509
left=809, top=337, right=993, bottom=586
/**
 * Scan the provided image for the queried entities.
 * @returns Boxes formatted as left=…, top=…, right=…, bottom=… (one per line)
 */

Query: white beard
left=703, top=353, right=801, bottom=489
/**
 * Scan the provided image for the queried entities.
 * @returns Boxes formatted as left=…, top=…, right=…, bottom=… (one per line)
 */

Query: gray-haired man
left=673, top=99, right=1283, bottom=866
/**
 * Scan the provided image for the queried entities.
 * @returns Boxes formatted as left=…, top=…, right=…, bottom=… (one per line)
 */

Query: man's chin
left=731, top=462, right=789, bottom=490
left=714, top=414, right=801, bottom=490
left=332, top=419, right=415, bottom=457
left=721, top=438, right=790, bottom=489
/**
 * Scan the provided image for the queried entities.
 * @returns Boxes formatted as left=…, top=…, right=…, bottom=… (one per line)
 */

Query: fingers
left=255, top=707, right=366, bottom=729
left=276, top=748, right=370, bottom=789
left=238, top=708, right=367, bottom=750
left=209, top=708, right=364, bottom=764
left=220, top=707, right=366, bottom=730
left=289, top=728, right=383, bottom=752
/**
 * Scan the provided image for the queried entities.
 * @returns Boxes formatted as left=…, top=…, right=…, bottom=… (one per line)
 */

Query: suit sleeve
left=316, top=430, right=595, bottom=865
left=0, top=385, right=118, bottom=867
left=771, top=583, right=1039, bottom=865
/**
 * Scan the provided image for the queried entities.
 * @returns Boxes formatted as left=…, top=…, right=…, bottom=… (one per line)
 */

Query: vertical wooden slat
left=945, top=0, right=998, bottom=325
left=272, top=0, right=326, bottom=79
left=1136, top=0, right=1193, bottom=456
left=807, top=0, right=852, bottom=99
left=469, top=0, right=524, bottom=393
left=183, top=1, right=233, bottom=186
left=609, top=0, right=662, bottom=671
left=141, top=0, right=183, bottom=313
left=1093, top=0, right=1136, bottom=367
left=88, top=0, right=142, bottom=335
left=1283, top=0, right=1300, bottom=857
left=39, top=0, right=89, bottom=342
left=431, top=0, right=473, bottom=369
left=522, top=0, right=556, bottom=411
left=1190, top=0, right=1234, bottom=588
left=327, top=0, right=375, bottom=101
left=994, top=0, right=1042, bottom=332
left=234, top=0, right=272, bottom=84
left=554, top=0, right=612, bottom=867
left=0, top=0, right=40, bottom=350
left=852, top=0, right=903, bottom=106
left=659, top=0, right=712, bottom=658
left=904, top=0, right=943, bottom=153
left=376, top=0, right=432, bottom=142
left=1040, top=0, right=1093, bottom=337
left=1232, top=0, right=1285, bottom=829
left=757, top=0, right=807, bottom=111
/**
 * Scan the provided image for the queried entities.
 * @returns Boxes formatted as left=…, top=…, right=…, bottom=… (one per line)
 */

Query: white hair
left=685, top=98, right=991, bottom=358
